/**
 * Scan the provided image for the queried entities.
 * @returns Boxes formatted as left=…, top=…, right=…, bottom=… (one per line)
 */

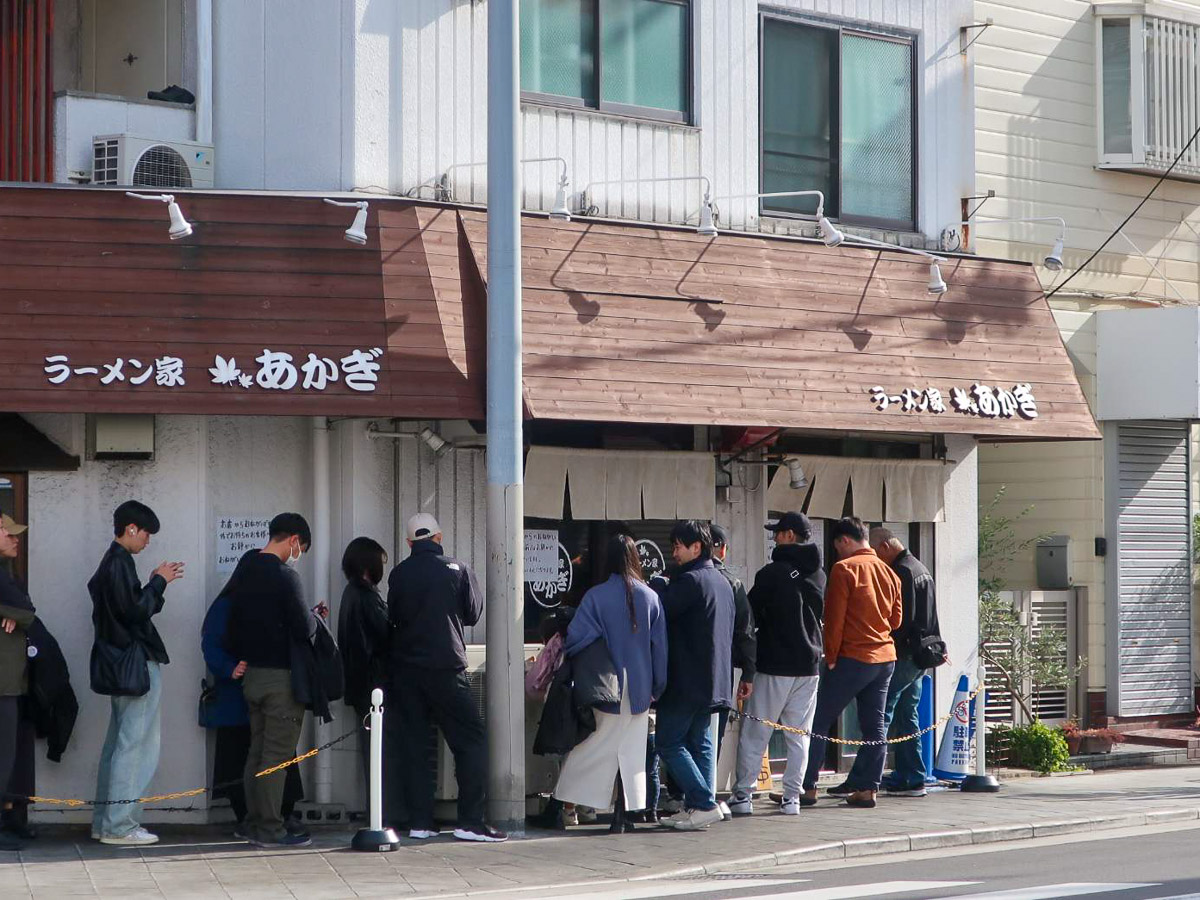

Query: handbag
left=570, top=638, right=621, bottom=710
left=89, top=637, right=150, bottom=697
left=197, top=677, right=218, bottom=728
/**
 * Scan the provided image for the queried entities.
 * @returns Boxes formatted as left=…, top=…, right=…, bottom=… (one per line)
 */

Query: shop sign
left=523, top=530, right=559, bottom=582
left=525, top=537, right=572, bottom=609
left=43, top=347, right=385, bottom=393
left=216, top=517, right=271, bottom=573
left=869, top=383, right=1037, bottom=420
left=636, top=539, right=667, bottom=581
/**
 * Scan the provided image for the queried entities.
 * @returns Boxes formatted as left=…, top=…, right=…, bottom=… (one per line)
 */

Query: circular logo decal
left=636, top=540, right=667, bottom=581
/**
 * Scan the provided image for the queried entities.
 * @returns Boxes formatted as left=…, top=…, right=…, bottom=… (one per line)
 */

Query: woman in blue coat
left=552, top=534, right=667, bottom=831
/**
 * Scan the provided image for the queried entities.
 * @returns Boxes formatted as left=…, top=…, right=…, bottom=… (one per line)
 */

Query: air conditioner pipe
left=351, top=689, right=399, bottom=851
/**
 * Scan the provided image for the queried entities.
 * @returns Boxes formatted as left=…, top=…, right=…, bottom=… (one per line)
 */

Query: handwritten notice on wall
left=524, top=529, right=559, bottom=582
left=216, top=517, right=271, bottom=573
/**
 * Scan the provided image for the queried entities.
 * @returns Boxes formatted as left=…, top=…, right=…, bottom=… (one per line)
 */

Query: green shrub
left=1007, top=721, right=1071, bottom=774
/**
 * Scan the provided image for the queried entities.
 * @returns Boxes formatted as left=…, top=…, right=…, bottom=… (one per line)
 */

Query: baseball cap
left=710, top=524, right=729, bottom=548
left=406, top=513, right=442, bottom=541
left=0, top=513, right=27, bottom=536
left=765, top=511, right=811, bottom=539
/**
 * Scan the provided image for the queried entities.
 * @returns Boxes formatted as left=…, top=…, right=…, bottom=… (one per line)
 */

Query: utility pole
left=485, top=0, right=525, bottom=833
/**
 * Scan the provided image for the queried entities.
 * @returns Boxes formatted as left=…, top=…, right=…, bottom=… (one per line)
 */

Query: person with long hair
left=552, top=534, right=668, bottom=833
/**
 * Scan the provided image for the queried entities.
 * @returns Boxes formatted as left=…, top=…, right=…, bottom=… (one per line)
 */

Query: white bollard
left=351, top=688, right=400, bottom=850
left=960, top=664, right=1000, bottom=792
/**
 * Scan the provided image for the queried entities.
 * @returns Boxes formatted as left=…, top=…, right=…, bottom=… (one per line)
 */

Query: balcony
left=54, top=92, right=195, bottom=184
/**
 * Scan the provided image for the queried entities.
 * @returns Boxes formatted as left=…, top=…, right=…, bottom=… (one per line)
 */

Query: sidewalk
left=5, top=767, right=1200, bottom=900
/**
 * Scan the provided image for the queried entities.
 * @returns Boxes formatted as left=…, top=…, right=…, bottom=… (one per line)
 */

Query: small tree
left=978, top=487, right=1079, bottom=723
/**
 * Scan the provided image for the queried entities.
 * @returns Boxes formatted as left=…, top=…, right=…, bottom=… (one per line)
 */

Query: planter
left=1079, top=735, right=1114, bottom=755
left=1065, top=735, right=1082, bottom=755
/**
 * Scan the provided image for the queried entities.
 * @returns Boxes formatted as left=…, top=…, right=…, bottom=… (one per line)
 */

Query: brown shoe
left=845, top=790, right=877, bottom=809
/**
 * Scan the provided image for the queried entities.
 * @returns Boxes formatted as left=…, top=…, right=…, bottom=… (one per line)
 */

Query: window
left=760, top=15, right=916, bottom=230
left=1094, top=6, right=1200, bottom=179
left=520, top=0, right=691, bottom=123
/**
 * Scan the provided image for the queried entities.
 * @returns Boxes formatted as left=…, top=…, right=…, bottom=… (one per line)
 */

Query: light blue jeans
left=93, top=661, right=163, bottom=838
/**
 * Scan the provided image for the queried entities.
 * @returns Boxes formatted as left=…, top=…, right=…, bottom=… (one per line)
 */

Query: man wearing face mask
left=226, top=513, right=317, bottom=848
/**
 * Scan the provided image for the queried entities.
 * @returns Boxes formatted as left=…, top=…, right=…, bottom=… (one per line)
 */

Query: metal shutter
left=1114, top=421, right=1192, bottom=716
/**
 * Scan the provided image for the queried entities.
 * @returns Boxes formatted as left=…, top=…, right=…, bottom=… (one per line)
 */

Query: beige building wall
left=972, top=0, right=1200, bottom=304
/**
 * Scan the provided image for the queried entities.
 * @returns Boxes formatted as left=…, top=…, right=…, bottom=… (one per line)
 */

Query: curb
left=629, top=806, right=1200, bottom=882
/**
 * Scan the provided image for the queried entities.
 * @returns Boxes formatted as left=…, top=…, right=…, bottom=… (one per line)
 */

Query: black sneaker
left=0, top=832, right=20, bottom=852
left=251, top=832, right=312, bottom=848
left=826, top=781, right=854, bottom=797
left=285, top=818, right=311, bottom=840
left=453, top=824, right=509, bottom=843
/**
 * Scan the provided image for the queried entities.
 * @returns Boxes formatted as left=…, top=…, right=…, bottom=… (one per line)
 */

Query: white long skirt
left=553, top=679, right=648, bottom=812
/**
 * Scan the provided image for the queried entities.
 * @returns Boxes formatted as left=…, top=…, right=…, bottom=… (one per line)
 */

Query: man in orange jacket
left=801, top=517, right=902, bottom=810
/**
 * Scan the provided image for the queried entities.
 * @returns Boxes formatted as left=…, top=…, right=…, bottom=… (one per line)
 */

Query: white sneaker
left=576, top=806, right=598, bottom=824
left=780, top=796, right=801, bottom=816
left=408, top=829, right=439, bottom=840
left=672, top=806, right=723, bottom=831
left=717, top=801, right=732, bottom=821
left=100, top=827, right=159, bottom=846
left=727, top=791, right=753, bottom=816
left=658, top=809, right=690, bottom=827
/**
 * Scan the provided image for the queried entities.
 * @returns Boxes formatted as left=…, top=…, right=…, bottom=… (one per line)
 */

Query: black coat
left=387, top=540, right=482, bottom=671
left=657, top=558, right=735, bottom=711
left=714, top=558, right=757, bottom=682
left=290, top=615, right=343, bottom=724
left=337, top=582, right=390, bottom=711
left=748, top=541, right=826, bottom=677
left=88, top=542, right=169, bottom=666
left=891, top=550, right=942, bottom=663
left=24, top=617, right=78, bottom=763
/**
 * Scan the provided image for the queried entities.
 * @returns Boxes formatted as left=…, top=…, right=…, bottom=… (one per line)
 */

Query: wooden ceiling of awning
left=0, top=187, right=483, bottom=418
left=457, top=211, right=1099, bottom=441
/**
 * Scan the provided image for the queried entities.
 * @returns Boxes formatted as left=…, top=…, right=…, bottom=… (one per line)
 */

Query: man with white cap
left=385, top=513, right=506, bottom=843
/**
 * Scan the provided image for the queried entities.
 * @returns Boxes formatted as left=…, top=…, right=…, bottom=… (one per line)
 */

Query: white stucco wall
left=17, top=414, right=397, bottom=823
left=211, top=0, right=973, bottom=243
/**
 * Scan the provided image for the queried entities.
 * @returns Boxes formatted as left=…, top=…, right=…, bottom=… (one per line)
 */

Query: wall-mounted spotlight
left=927, top=261, right=948, bottom=295
left=756, top=190, right=844, bottom=246
left=125, top=192, right=192, bottom=240
left=698, top=192, right=719, bottom=237
left=785, top=457, right=808, bottom=491
left=419, top=427, right=452, bottom=458
left=848, top=233, right=950, bottom=296
left=549, top=172, right=572, bottom=222
left=323, top=198, right=369, bottom=245
left=959, top=216, right=1067, bottom=272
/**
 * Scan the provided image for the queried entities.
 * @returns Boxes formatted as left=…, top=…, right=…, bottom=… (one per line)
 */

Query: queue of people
left=0, top=497, right=944, bottom=851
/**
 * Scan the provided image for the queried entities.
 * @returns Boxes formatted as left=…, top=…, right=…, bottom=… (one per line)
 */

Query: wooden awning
left=457, top=211, right=1099, bottom=441
left=0, top=187, right=483, bottom=419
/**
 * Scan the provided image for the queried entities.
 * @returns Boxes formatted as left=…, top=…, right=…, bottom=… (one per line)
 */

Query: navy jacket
left=656, top=557, right=735, bottom=711
left=201, top=593, right=249, bottom=728
left=387, top=540, right=483, bottom=671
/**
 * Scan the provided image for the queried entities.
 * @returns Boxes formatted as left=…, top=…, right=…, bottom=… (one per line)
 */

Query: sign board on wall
left=524, top=530, right=559, bottom=582
left=216, top=517, right=271, bottom=573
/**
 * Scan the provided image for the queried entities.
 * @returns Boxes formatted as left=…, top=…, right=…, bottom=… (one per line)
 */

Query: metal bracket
left=960, top=19, right=993, bottom=55
left=963, top=189, right=996, bottom=220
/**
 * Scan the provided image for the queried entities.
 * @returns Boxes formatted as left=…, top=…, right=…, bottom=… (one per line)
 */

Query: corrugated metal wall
left=1112, top=421, right=1193, bottom=716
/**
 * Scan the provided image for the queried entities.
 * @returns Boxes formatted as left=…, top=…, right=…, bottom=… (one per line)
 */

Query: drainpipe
left=195, top=0, right=213, bottom=145
left=311, top=415, right=333, bottom=805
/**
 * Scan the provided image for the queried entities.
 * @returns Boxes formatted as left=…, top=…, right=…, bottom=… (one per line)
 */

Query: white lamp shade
left=1044, top=237, right=1064, bottom=271
left=818, top=216, right=844, bottom=247
left=927, top=261, right=948, bottom=295
left=166, top=200, right=193, bottom=240
left=697, top=201, right=718, bottom=237
left=344, top=204, right=369, bottom=245
left=549, top=180, right=571, bottom=221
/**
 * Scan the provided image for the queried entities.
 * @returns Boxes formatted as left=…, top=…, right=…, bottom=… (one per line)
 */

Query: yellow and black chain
left=6, top=727, right=359, bottom=808
left=730, top=682, right=983, bottom=748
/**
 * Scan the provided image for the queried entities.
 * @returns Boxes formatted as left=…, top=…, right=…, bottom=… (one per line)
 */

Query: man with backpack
left=828, top=527, right=945, bottom=799
left=727, top=512, right=825, bottom=817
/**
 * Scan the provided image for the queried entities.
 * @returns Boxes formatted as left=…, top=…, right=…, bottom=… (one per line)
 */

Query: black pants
left=388, top=666, right=486, bottom=831
left=0, top=697, right=17, bottom=809
left=803, top=658, right=895, bottom=792
left=212, top=723, right=303, bottom=823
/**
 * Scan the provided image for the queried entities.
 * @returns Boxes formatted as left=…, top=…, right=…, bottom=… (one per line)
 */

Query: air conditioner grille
left=92, top=139, right=119, bottom=185
left=132, top=145, right=193, bottom=189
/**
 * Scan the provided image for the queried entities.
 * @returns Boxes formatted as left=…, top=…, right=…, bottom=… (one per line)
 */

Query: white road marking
left=944, top=884, right=1159, bottom=900
left=713, top=881, right=980, bottom=900
left=540, top=878, right=805, bottom=899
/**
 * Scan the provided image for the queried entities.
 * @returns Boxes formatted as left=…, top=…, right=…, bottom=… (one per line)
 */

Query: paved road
left=469, top=823, right=1200, bottom=900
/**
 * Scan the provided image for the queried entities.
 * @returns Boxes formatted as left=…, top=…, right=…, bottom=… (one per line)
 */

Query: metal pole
left=486, top=0, right=526, bottom=833
left=351, top=688, right=398, bottom=851
left=961, top=662, right=1000, bottom=792
left=311, top=416, right=333, bottom=806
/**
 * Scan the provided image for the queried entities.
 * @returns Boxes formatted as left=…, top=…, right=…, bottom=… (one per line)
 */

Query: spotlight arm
left=323, top=198, right=369, bottom=211
left=842, top=233, right=945, bottom=264
left=125, top=191, right=175, bottom=204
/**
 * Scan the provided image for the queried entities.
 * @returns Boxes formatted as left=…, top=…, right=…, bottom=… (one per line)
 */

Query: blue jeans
left=655, top=705, right=717, bottom=811
left=847, top=657, right=926, bottom=788
left=93, top=661, right=163, bottom=838
left=802, top=658, right=894, bottom=792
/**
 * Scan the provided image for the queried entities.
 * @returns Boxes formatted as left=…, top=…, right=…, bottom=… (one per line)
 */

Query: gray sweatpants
left=732, top=673, right=819, bottom=800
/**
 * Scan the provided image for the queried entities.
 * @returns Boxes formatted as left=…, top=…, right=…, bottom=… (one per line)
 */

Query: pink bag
left=525, top=632, right=565, bottom=701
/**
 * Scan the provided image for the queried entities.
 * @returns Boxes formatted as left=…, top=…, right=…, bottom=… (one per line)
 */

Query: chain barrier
left=730, top=681, right=984, bottom=748
left=4, top=727, right=359, bottom=808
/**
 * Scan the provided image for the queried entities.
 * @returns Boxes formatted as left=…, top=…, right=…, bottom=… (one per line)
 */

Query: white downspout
left=196, top=0, right=213, bottom=145
left=312, top=415, right=333, bottom=805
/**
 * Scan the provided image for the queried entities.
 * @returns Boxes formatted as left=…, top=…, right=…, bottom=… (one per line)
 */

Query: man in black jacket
left=89, top=501, right=183, bottom=846
left=656, top=520, right=734, bottom=832
left=831, top=527, right=942, bottom=798
left=226, top=512, right=316, bottom=848
left=728, top=512, right=825, bottom=816
left=385, top=513, right=506, bottom=843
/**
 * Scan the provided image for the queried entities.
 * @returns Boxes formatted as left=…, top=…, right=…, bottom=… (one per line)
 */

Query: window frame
left=1094, top=12, right=1148, bottom=170
left=758, top=10, right=919, bottom=232
left=520, top=0, right=694, bottom=125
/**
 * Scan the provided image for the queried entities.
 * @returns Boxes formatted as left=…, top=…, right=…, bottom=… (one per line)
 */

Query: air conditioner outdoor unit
left=92, top=134, right=215, bottom=189
left=434, top=644, right=559, bottom=803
